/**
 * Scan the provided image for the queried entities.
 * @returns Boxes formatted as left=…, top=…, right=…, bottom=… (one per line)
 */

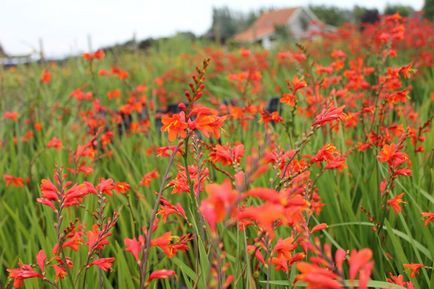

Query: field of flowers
left=0, top=14, right=433, bottom=289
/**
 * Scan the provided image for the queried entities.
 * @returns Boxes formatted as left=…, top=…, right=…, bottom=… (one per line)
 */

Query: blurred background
left=0, top=0, right=430, bottom=61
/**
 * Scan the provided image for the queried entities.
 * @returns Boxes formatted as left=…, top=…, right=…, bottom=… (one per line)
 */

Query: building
left=233, top=7, right=334, bottom=48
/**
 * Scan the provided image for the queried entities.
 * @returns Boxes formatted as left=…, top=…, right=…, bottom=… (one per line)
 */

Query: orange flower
left=273, top=237, right=296, bottom=260
left=140, top=170, right=159, bottom=187
left=280, top=93, right=296, bottom=106
left=4, top=175, right=25, bottom=187
left=157, top=197, right=186, bottom=222
left=387, top=193, right=406, bottom=214
left=83, top=49, right=105, bottom=61
left=403, top=263, right=423, bottom=278
left=34, top=122, right=43, bottom=131
left=53, top=265, right=67, bottom=280
left=114, top=182, right=130, bottom=193
left=289, top=76, right=307, bottom=93
left=209, top=144, right=244, bottom=166
left=311, top=223, right=328, bottom=233
left=311, top=144, right=338, bottom=163
left=151, top=232, right=190, bottom=258
left=296, top=262, right=342, bottom=289
left=107, top=89, right=121, bottom=99
left=161, top=112, right=188, bottom=141
left=377, top=143, right=411, bottom=170
left=190, top=113, right=225, bottom=139
left=199, top=179, right=238, bottom=232
left=421, top=212, right=434, bottom=225
left=40, top=69, right=51, bottom=84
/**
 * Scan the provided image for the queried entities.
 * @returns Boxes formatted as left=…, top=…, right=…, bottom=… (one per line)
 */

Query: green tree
left=309, top=5, right=352, bottom=26
left=385, top=4, right=415, bottom=17
left=207, top=7, right=258, bottom=43
left=0, top=43, right=6, bottom=57
left=424, top=0, right=434, bottom=20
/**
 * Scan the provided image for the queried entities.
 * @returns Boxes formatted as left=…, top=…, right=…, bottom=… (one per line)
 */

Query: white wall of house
left=288, top=8, right=316, bottom=39
left=247, top=7, right=330, bottom=49
left=261, top=36, right=272, bottom=49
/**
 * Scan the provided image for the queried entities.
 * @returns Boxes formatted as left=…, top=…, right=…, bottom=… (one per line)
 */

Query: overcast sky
left=1, top=0, right=424, bottom=57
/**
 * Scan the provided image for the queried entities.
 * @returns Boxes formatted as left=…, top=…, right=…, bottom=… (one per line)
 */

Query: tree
left=207, top=7, right=258, bottom=43
left=0, top=43, right=6, bottom=57
left=353, top=6, right=380, bottom=25
left=309, top=5, right=352, bottom=27
left=424, top=0, right=434, bottom=20
left=385, top=4, right=415, bottom=17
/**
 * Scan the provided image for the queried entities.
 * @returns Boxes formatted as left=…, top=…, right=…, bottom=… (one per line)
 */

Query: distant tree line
left=425, top=0, right=434, bottom=20
left=205, top=7, right=259, bottom=43
left=205, top=3, right=432, bottom=44
left=0, top=44, right=6, bottom=57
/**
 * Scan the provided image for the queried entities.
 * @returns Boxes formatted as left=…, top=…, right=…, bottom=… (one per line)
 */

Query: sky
left=0, top=0, right=425, bottom=58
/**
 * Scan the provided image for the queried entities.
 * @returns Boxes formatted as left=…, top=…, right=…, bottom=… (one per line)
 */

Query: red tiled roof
left=234, top=8, right=299, bottom=42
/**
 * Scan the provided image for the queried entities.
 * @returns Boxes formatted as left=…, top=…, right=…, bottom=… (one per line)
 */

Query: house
left=233, top=7, right=333, bottom=48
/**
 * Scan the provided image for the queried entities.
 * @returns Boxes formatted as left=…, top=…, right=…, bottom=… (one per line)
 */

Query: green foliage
left=385, top=5, right=415, bottom=17
left=309, top=5, right=353, bottom=26
left=424, top=0, right=434, bottom=20
left=207, top=6, right=258, bottom=43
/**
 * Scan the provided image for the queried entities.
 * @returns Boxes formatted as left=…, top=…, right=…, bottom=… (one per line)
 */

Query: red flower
left=90, top=257, right=115, bottom=272
left=86, top=224, right=111, bottom=251
left=47, top=137, right=63, bottom=149
left=421, top=212, right=434, bottom=226
left=148, top=269, right=176, bottom=281
left=96, top=178, right=115, bottom=196
left=140, top=170, right=160, bottom=187
left=313, top=105, right=345, bottom=127
left=4, top=175, right=25, bottom=187
left=387, top=193, right=406, bottom=214
left=348, top=249, right=373, bottom=289
left=36, top=250, right=46, bottom=273
left=125, top=236, right=144, bottom=263
left=7, top=264, right=43, bottom=288
left=40, top=69, right=51, bottom=84
left=3, top=111, right=18, bottom=121
left=37, top=177, right=96, bottom=211
left=53, top=264, right=67, bottom=280
left=157, top=197, right=186, bottom=222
